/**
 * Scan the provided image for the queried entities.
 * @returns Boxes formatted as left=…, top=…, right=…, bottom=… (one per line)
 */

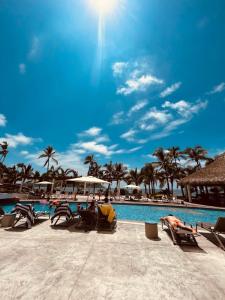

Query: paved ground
left=0, top=218, right=225, bottom=300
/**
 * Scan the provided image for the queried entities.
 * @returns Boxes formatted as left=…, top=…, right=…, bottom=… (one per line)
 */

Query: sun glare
left=90, top=0, right=117, bottom=15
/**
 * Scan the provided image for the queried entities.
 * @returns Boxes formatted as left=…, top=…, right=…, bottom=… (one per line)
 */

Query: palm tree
left=0, top=162, right=8, bottom=183
left=113, top=163, right=127, bottom=198
left=153, top=147, right=171, bottom=193
left=183, top=145, right=208, bottom=169
left=4, top=165, right=19, bottom=185
left=0, top=141, right=9, bottom=162
left=84, top=154, right=96, bottom=176
left=57, top=167, right=78, bottom=190
left=168, top=146, right=182, bottom=167
left=103, top=161, right=114, bottom=194
left=39, top=146, right=58, bottom=171
left=17, top=163, right=33, bottom=192
left=31, top=170, right=41, bottom=191
left=126, top=168, right=143, bottom=186
left=141, top=163, right=156, bottom=194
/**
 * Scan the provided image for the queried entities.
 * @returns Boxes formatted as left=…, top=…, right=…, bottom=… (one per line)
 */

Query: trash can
left=145, top=222, right=158, bottom=239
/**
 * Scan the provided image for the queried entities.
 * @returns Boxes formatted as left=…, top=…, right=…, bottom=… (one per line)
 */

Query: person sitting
left=88, top=200, right=96, bottom=213
left=98, top=201, right=116, bottom=224
left=160, top=215, right=196, bottom=233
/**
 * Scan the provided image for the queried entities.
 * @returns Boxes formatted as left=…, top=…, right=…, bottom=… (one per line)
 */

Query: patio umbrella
left=34, top=181, right=53, bottom=185
left=34, top=181, right=53, bottom=193
left=67, top=176, right=109, bottom=196
left=124, top=184, right=140, bottom=189
left=124, top=184, right=141, bottom=199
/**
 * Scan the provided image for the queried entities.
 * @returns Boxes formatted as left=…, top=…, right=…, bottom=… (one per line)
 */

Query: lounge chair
left=97, top=204, right=117, bottom=231
left=197, top=217, right=225, bottom=251
left=12, top=203, right=46, bottom=229
left=12, top=203, right=36, bottom=228
left=51, top=203, right=74, bottom=226
left=161, top=216, right=198, bottom=246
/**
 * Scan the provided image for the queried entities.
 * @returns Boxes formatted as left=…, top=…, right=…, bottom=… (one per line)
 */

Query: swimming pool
left=1, top=202, right=225, bottom=225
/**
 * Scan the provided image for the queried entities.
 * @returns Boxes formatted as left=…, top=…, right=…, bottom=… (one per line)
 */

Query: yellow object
left=99, top=204, right=116, bottom=223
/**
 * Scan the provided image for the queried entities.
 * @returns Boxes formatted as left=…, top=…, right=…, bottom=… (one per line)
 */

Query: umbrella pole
left=84, top=182, right=88, bottom=208
left=84, top=182, right=87, bottom=196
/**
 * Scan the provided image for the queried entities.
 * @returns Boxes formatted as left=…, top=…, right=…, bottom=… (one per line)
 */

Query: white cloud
left=0, top=133, right=35, bottom=148
left=127, top=99, right=148, bottom=117
left=21, top=148, right=88, bottom=175
left=20, top=150, right=29, bottom=156
left=28, top=36, right=40, bottom=59
left=160, top=82, right=182, bottom=98
left=73, top=137, right=142, bottom=157
left=120, top=129, right=137, bottom=142
left=82, top=126, right=102, bottom=136
left=126, top=146, right=142, bottom=153
left=19, top=63, right=26, bottom=74
left=208, top=82, right=225, bottom=95
left=77, top=141, right=110, bottom=156
left=162, top=99, right=208, bottom=118
left=117, top=74, right=163, bottom=96
left=95, top=135, right=109, bottom=143
left=0, top=114, right=7, bottom=127
left=78, top=126, right=109, bottom=143
left=112, top=62, right=128, bottom=76
left=113, top=59, right=164, bottom=96
left=142, top=107, right=172, bottom=124
left=110, top=111, right=124, bottom=125
left=150, top=99, right=208, bottom=140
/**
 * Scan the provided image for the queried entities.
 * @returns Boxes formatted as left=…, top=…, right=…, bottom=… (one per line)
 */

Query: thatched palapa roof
left=180, top=153, right=225, bottom=186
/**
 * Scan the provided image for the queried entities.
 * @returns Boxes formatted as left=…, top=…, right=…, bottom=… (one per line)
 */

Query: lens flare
left=90, top=0, right=117, bottom=15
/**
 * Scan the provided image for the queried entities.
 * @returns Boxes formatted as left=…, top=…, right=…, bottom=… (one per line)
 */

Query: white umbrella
left=67, top=176, right=109, bottom=196
left=34, top=181, right=53, bottom=185
left=124, top=184, right=140, bottom=189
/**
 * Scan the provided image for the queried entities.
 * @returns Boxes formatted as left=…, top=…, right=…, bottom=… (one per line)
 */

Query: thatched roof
left=180, top=153, right=225, bottom=186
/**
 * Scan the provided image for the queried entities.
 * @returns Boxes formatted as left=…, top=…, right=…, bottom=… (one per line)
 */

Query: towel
left=12, top=203, right=35, bottom=228
left=51, top=203, right=73, bottom=222
left=99, top=204, right=116, bottom=223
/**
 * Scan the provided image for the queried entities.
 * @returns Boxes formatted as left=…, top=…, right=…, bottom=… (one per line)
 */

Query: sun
left=90, top=0, right=118, bottom=15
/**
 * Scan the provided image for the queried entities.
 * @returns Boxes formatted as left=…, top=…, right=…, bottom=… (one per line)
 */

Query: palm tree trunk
left=166, top=177, right=170, bottom=194
left=152, top=181, right=155, bottom=194
left=171, top=179, right=174, bottom=195
left=181, top=186, right=185, bottom=198
left=117, top=180, right=121, bottom=200
left=148, top=183, right=151, bottom=195
left=144, top=184, right=147, bottom=194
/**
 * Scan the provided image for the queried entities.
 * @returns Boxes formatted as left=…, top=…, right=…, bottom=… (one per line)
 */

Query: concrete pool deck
left=0, top=219, right=225, bottom=300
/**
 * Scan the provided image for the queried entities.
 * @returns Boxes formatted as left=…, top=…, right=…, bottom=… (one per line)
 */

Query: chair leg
left=213, top=232, right=225, bottom=251
left=191, top=234, right=198, bottom=246
left=13, top=216, right=22, bottom=227
left=54, top=216, right=60, bottom=226
left=169, top=226, right=178, bottom=245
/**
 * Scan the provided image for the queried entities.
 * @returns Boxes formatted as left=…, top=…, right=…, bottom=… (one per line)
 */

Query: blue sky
left=0, top=0, right=225, bottom=174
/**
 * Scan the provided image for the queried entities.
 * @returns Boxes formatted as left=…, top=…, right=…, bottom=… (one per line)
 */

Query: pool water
left=2, top=202, right=225, bottom=225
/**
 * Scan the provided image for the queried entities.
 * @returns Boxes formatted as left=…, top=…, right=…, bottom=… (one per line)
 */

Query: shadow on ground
left=163, top=228, right=206, bottom=253
left=4, top=218, right=48, bottom=232
left=199, top=231, right=225, bottom=250
left=50, top=218, right=117, bottom=234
